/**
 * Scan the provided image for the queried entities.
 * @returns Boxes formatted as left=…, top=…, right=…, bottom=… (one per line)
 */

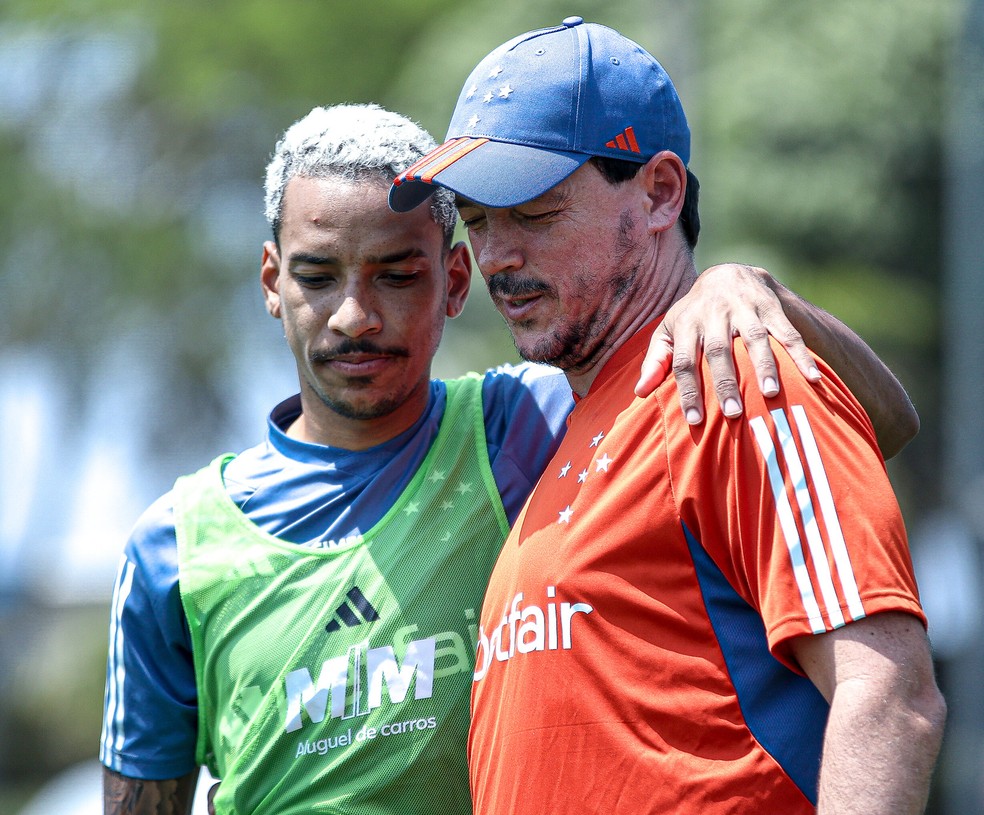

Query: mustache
left=311, top=340, right=410, bottom=363
left=486, top=274, right=554, bottom=300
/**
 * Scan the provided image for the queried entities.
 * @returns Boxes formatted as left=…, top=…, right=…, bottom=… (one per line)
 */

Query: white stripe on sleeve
left=770, top=408, right=846, bottom=629
left=791, top=405, right=865, bottom=622
left=749, top=415, right=826, bottom=634
left=100, top=557, right=135, bottom=769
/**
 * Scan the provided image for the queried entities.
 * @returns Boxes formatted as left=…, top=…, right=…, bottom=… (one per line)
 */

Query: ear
left=641, top=151, right=687, bottom=236
left=445, top=241, right=472, bottom=319
left=260, top=241, right=283, bottom=318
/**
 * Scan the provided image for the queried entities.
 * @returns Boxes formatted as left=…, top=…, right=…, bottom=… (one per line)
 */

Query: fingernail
left=808, top=366, right=821, bottom=381
left=723, top=398, right=741, bottom=417
left=763, top=377, right=778, bottom=395
left=685, top=408, right=702, bottom=424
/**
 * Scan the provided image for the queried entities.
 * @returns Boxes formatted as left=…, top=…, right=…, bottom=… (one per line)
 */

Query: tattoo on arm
left=103, top=767, right=198, bottom=815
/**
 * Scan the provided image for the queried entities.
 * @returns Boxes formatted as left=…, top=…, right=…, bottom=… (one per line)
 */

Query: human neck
left=287, top=385, right=431, bottom=451
left=564, top=245, right=698, bottom=398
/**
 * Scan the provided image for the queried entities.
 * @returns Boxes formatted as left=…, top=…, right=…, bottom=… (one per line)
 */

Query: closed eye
left=459, top=212, right=486, bottom=230
left=520, top=210, right=559, bottom=223
left=292, top=273, right=335, bottom=288
left=381, top=271, right=421, bottom=286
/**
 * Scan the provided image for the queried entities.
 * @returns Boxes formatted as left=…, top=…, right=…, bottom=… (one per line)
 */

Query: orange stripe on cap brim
left=419, top=138, right=489, bottom=183
left=395, top=138, right=469, bottom=186
left=625, top=126, right=640, bottom=153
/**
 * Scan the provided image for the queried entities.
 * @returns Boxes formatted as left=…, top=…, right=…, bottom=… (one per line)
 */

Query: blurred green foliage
left=694, top=0, right=958, bottom=512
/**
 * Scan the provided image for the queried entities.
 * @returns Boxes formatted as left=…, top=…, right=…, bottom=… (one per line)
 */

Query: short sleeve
left=664, top=340, right=924, bottom=672
left=99, top=494, right=199, bottom=779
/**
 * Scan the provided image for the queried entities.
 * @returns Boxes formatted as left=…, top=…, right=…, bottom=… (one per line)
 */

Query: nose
left=326, top=293, right=382, bottom=337
left=475, top=219, right=524, bottom=279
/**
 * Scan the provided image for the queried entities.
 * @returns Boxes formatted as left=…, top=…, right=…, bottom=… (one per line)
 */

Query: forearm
left=103, top=767, right=198, bottom=815
left=771, top=277, right=919, bottom=458
left=817, top=680, right=945, bottom=814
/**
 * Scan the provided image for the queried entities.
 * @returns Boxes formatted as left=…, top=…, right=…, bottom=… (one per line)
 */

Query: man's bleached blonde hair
left=264, top=103, right=457, bottom=245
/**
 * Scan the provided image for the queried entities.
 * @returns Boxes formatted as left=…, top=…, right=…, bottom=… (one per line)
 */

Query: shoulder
left=474, top=362, right=572, bottom=444
left=114, top=488, right=189, bottom=634
left=453, top=365, right=573, bottom=522
left=478, top=362, right=573, bottom=416
left=733, top=338, right=878, bottom=448
left=125, top=491, right=179, bottom=574
left=439, top=363, right=573, bottom=440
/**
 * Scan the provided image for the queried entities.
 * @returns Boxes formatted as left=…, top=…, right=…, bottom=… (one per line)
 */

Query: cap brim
left=389, top=138, right=589, bottom=212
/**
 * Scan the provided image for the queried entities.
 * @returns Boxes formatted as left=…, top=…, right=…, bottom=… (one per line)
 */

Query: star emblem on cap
left=489, top=64, right=503, bottom=78
left=468, top=114, right=480, bottom=128
left=466, top=84, right=478, bottom=99
left=498, top=83, right=513, bottom=99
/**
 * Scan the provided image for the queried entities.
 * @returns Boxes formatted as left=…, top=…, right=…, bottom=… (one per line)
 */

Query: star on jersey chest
left=550, top=427, right=617, bottom=525
left=417, top=465, right=475, bottom=516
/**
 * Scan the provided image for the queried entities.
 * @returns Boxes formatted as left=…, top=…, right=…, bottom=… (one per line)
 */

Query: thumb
left=635, top=331, right=674, bottom=397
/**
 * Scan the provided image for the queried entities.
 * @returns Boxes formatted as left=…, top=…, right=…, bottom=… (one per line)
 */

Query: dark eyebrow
left=288, top=252, right=336, bottom=267
left=365, top=248, right=429, bottom=265
left=287, top=248, right=428, bottom=267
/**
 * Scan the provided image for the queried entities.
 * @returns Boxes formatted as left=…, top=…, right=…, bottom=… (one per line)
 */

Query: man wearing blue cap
left=391, top=18, right=945, bottom=815
left=101, top=100, right=917, bottom=815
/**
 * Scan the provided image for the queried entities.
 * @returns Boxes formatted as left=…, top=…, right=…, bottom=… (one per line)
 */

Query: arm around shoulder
left=769, top=275, right=919, bottom=458
left=638, top=263, right=919, bottom=459
left=103, top=766, right=198, bottom=815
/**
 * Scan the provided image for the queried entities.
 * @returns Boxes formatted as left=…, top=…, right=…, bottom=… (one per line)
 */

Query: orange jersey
left=469, top=321, right=923, bottom=815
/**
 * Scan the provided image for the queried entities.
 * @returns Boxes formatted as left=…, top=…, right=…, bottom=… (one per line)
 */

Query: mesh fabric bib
left=176, top=376, right=508, bottom=815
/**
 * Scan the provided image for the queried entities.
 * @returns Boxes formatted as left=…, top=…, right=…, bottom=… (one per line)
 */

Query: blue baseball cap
left=389, top=17, right=690, bottom=212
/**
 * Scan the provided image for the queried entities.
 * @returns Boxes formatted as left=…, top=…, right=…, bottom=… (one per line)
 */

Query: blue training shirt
left=100, top=364, right=572, bottom=780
